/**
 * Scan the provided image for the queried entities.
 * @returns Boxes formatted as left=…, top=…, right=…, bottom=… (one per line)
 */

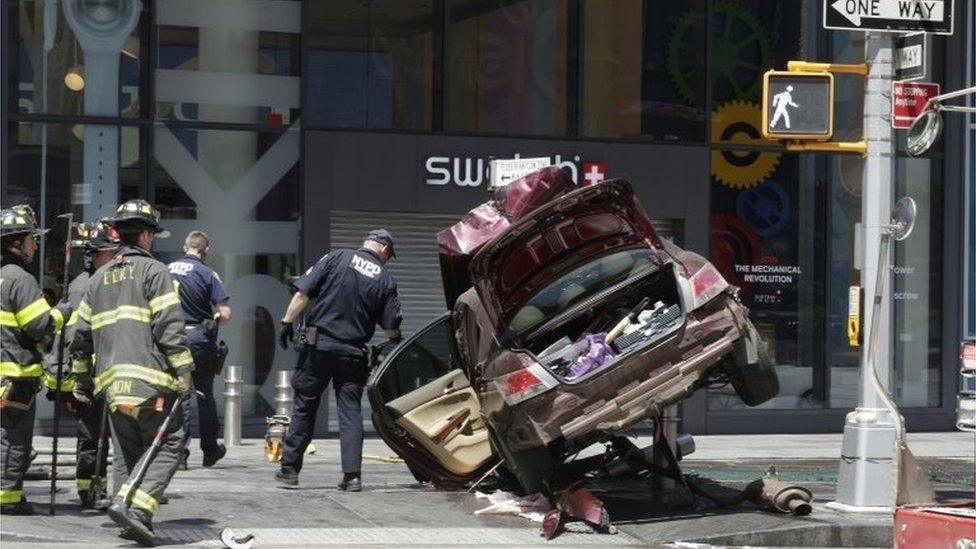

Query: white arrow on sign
left=831, top=0, right=944, bottom=26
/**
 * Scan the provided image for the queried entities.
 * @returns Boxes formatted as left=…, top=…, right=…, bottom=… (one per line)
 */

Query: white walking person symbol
left=770, top=85, right=799, bottom=130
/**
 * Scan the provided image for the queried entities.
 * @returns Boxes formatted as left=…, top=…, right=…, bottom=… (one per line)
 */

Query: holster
left=215, top=340, right=229, bottom=376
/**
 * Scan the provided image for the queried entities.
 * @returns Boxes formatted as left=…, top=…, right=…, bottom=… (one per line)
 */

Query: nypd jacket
left=69, top=245, right=193, bottom=409
left=42, top=271, right=90, bottom=392
left=1, top=258, right=66, bottom=383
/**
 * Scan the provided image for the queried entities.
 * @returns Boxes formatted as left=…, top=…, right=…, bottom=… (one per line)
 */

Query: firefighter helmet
left=107, top=199, right=170, bottom=238
left=1, top=204, right=49, bottom=238
left=73, top=221, right=120, bottom=251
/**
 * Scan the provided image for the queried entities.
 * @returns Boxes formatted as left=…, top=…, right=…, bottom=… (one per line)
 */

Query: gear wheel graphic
left=711, top=101, right=780, bottom=189
left=668, top=2, right=774, bottom=105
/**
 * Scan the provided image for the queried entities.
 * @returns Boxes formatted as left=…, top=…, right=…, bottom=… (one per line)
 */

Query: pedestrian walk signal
left=762, top=71, right=834, bottom=140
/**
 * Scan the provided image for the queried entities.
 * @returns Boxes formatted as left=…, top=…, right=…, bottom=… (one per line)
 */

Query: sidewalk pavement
left=2, top=432, right=972, bottom=548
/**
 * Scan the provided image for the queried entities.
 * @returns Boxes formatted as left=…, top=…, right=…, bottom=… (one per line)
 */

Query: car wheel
left=728, top=321, right=779, bottom=407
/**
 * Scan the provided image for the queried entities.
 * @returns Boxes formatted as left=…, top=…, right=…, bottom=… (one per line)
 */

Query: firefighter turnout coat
left=70, top=245, right=193, bottom=408
left=1, top=259, right=66, bottom=385
left=42, top=271, right=89, bottom=393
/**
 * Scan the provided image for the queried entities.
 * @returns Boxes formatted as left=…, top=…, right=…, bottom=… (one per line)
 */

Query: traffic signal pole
left=830, top=31, right=898, bottom=512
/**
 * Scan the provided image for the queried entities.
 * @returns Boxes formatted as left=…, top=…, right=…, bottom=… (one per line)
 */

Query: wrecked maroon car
left=367, top=166, right=778, bottom=494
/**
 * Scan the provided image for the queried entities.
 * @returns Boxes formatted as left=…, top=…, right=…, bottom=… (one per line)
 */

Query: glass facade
left=3, top=0, right=964, bottom=430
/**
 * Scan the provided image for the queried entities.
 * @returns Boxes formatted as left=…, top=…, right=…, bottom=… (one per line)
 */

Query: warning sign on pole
left=891, top=81, right=940, bottom=129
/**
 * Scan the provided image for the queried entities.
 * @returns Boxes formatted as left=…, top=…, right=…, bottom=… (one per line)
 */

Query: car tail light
left=495, top=363, right=558, bottom=405
left=690, top=262, right=729, bottom=310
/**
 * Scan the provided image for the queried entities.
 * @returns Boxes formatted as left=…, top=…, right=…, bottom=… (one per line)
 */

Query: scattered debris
left=220, top=528, right=255, bottom=549
left=473, top=490, right=552, bottom=522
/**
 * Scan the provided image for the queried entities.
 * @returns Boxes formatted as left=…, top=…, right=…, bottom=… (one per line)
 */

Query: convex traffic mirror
left=906, top=110, right=942, bottom=157
left=890, top=197, right=918, bottom=242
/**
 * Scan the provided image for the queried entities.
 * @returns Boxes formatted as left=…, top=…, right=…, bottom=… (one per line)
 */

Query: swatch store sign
left=424, top=154, right=608, bottom=188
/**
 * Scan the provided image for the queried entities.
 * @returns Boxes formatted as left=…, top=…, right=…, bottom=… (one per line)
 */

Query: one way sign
left=823, top=0, right=954, bottom=35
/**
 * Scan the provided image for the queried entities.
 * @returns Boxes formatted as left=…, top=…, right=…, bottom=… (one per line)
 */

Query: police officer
left=1, top=205, right=72, bottom=515
left=69, top=199, right=193, bottom=545
left=275, top=229, right=402, bottom=492
left=42, top=221, right=119, bottom=509
left=168, top=231, right=231, bottom=468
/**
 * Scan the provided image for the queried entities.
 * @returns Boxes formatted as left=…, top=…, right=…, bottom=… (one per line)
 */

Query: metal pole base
left=829, top=407, right=896, bottom=512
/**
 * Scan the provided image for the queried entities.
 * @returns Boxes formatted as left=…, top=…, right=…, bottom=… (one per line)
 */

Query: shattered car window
left=510, top=248, right=657, bottom=334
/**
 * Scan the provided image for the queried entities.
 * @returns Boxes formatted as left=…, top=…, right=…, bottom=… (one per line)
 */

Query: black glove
left=279, top=321, right=294, bottom=350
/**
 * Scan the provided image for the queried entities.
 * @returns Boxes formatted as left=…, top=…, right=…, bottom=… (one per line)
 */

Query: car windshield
left=509, top=248, right=657, bottom=334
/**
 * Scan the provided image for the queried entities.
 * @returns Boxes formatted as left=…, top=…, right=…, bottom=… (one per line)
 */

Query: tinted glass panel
left=374, top=316, right=455, bottom=405
left=445, top=0, right=571, bottom=136
left=581, top=0, right=706, bottom=141
left=155, top=1, right=301, bottom=126
left=306, top=1, right=438, bottom=129
left=10, top=0, right=146, bottom=118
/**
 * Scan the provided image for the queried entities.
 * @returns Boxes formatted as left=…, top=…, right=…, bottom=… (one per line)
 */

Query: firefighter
left=41, top=221, right=120, bottom=509
left=167, top=230, right=231, bottom=468
left=275, top=229, right=402, bottom=492
left=69, top=199, right=193, bottom=545
left=1, top=205, right=72, bottom=515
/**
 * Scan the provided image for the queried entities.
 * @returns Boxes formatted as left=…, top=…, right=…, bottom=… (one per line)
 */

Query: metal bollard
left=223, top=365, right=243, bottom=446
left=274, top=370, right=294, bottom=417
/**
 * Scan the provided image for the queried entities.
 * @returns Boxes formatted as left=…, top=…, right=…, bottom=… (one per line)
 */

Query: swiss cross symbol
left=581, top=162, right=607, bottom=186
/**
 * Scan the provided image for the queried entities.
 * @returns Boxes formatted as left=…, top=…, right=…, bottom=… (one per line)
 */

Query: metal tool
left=220, top=528, right=255, bottom=549
left=85, top=399, right=110, bottom=508
left=115, top=396, right=184, bottom=512
left=606, top=297, right=650, bottom=343
left=49, top=212, right=74, bottom=515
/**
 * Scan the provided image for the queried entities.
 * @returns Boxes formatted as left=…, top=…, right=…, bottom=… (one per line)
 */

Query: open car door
left=367, top=314, right=496, bottom=488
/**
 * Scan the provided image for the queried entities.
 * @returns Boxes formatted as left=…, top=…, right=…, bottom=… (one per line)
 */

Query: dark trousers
left=110, top=396, right=184, bottom=518
left=281, top=343, right=368, bottom=476
left=181, top=329, right=220, bottom=457
left=55, top=396, right=110, bottom=496
left=1, top=382, right=36, bottom=505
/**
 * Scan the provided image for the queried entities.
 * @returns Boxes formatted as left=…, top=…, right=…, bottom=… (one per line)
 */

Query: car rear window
left=508, top=248, right=658, bottom=334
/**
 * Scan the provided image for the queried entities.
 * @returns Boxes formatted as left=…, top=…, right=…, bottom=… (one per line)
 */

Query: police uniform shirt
left=167, top=255, right=229, bottom=325
left=295, top=248, right=402, bottom=347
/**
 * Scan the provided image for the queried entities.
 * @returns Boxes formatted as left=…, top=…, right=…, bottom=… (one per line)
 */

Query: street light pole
left=831, top=31, right=898, bottom=512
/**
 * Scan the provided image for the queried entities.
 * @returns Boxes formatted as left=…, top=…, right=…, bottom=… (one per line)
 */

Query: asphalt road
left=2, top=433, right=972, bottom=548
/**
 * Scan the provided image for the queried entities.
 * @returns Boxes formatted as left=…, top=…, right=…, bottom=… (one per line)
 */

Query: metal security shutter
left=652, top=220, right=677, bottom=243
left=330, top=211, right=462, bottom=339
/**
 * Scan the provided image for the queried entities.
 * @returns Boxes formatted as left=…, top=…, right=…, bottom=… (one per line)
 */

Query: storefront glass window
left=445, top=0, right=571, bottom=136
left=155, top=0, right=301, bottom=127
left=580, top=0, right=705, bottom=141
left=4, top=120, right=144, bottom=420
left=152, top=124, right=300, bottom=419
left=708, top=152, right=825, bottom=410
left=10, top=0, right=146, bottom=118
left=305, top=1, right=438, bottom=130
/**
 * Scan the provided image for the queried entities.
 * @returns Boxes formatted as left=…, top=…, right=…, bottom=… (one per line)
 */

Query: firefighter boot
left=0, top=499, right=35, bottom=515
left=108, top=500, right=155, bottom=546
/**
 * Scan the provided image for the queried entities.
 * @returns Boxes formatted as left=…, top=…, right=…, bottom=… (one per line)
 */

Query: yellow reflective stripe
left=76, top=478, right=91, bottom=490
left=66, top=310, right=79, bottom=326
left=94, top=364, right=177, bottom=393
left=118, top=484, right=159, bottom=515
left=0, top=310, right=16, bottom=326
left=149, top=291, right=180, bottom=314
left=167, top=349, right=193, bottom=369
left=50, top=307, right=65, bottom=332
left=0, top=362, right=42, bottom=378
left=77, top=300, right=91, bottom=322
left=0, top=489, right=23, bottom=504
left=109, top=396, right=149, bottom=411
left=90, top=306, right=152, bottom=330
left=41, top=372, right=75, bottom=392
left=15, top=298, right=50, bottom=326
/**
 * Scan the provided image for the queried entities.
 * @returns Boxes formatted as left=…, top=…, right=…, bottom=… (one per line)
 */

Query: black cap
left=366, top=228, right=396, bottom=258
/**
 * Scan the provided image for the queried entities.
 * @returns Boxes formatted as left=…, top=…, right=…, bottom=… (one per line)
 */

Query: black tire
left=728, top=322, right=779, bottom=406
